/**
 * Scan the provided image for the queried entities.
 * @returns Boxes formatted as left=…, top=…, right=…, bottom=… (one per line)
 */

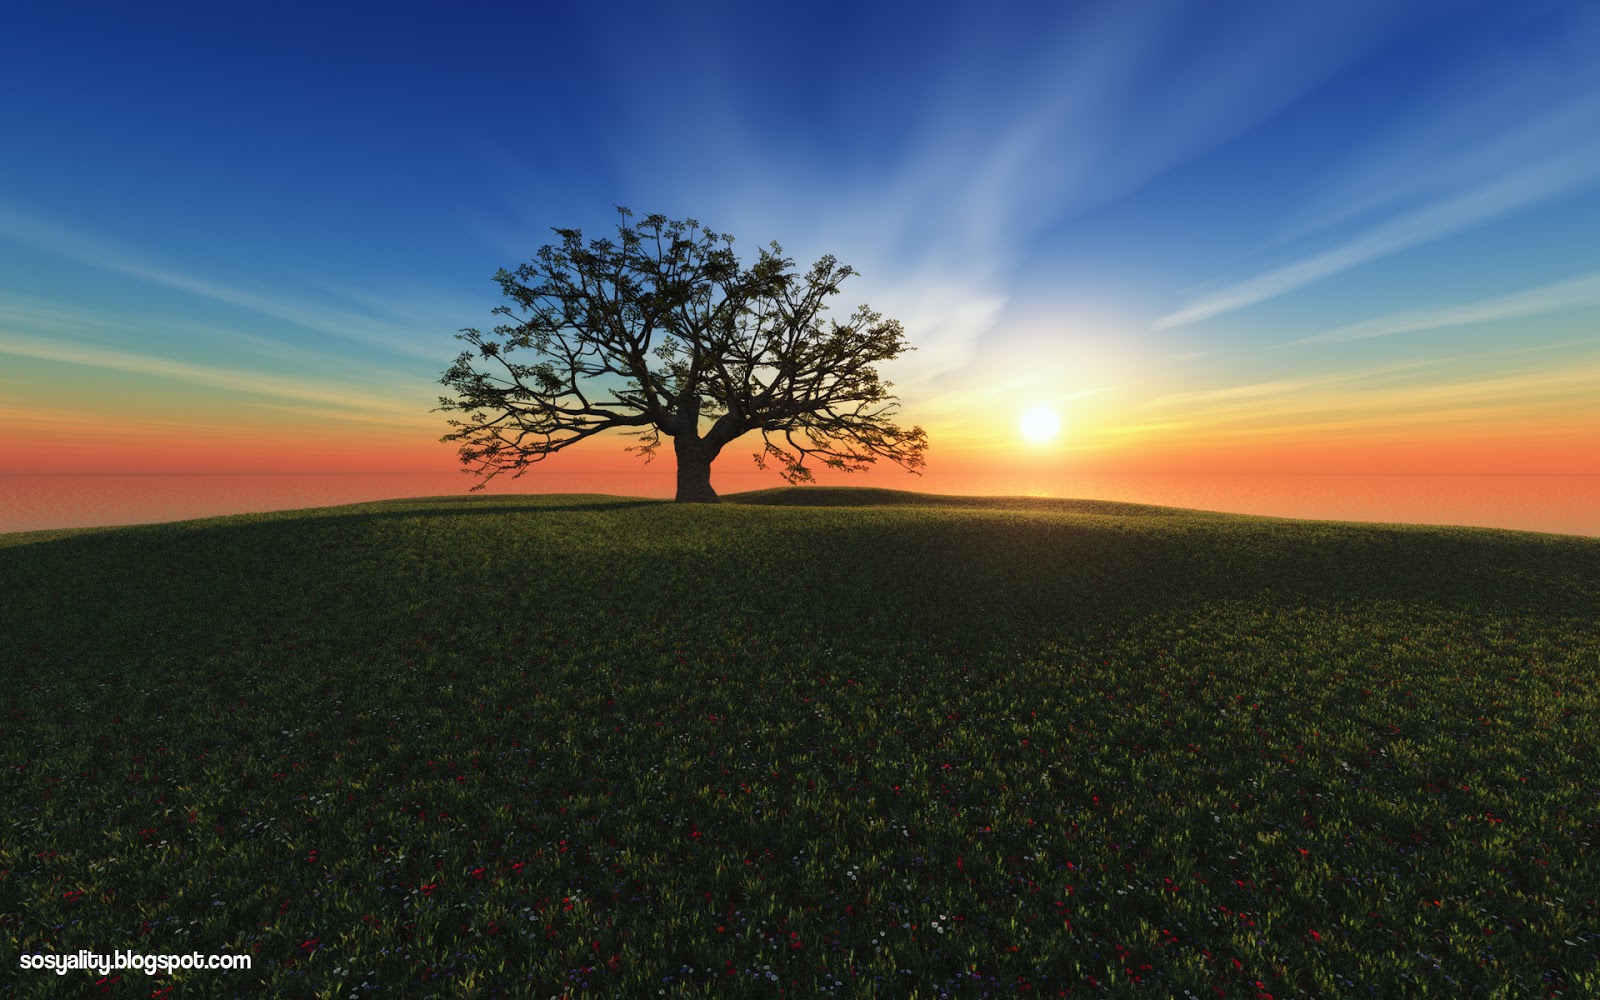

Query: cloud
left=1279, top=10, right=1600, bottom=242
left=845, top=3, right=1446, bottom=381
left=0, top=199, right=449, bottom=360
left=305, top=278, right=497, bottom=336
left=1154, top=93, right=1600, bottom=330
left=1286, top=269, right=1600, bottom=345
left=482, top=3, right=1425, bottom=395
left=1132, top=345, right=1597, bottom=434
left=0, top=328, right=430, bottom=424
left=0, top=290, right=428, bottom=382
left=1184, top=365, right=1600, bottom=438
left=1140, top=359, right=1440, bottom=410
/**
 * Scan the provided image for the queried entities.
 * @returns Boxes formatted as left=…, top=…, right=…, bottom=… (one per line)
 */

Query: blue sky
left=2, top=0, right=1598, bottom=478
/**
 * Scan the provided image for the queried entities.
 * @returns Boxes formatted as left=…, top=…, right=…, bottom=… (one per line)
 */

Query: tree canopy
left=436, top=208, right=928, bottom=502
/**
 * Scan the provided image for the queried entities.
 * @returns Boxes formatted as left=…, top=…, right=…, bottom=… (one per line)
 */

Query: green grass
left=2, top=487, right=1597, bottom=998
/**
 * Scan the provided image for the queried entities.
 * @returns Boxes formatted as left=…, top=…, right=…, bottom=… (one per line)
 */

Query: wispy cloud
left=914, top=378, right=1114, bottom=417
left=0, top=199, right=449, bottom=361
left=1286, top=269, right=1600, bottom=345
left=0, top=328, right=430, bottom=424
left=0, top=403, right=289, bottom=441
left=1132, top=348, right=1599, bottom=437
left=1142, top=359, right=1437, bottom=410
left=0, top=291, right=427, bottom=382
left=846, top=4, right=1447, bottom=385
left=1281, top=12, right=1600, bottom=243
left=484, top=3, right=1426, bottom=392
left=859, top=5, right=1419, bottom=370
left=1183, top=369, right=1600, bottom=439
left=305, top=277, right=500, bottom=338
left=1155, top=84, right=1600, bottom=331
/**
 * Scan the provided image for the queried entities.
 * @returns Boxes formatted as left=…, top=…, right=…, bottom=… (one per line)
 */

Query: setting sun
left=1019, top=406, right=1061, bottom=444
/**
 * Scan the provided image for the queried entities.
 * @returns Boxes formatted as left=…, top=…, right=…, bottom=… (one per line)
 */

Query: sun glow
left=1019, top=406, right=1061, bottom=444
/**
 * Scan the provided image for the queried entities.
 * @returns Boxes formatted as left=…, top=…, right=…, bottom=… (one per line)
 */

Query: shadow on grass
left=0, top=494, right=669, bottom=550
left=4, top=486, right=1597, bottom=684
left=289, top=496, right=667, bottom=520
left=724, top=485, right=1189, bottom=517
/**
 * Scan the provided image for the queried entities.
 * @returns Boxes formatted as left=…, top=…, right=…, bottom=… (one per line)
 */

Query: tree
left=436, top=208, right=928, bottom=503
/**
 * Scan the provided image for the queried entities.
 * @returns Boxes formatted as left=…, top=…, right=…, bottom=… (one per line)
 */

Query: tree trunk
left=673, top=435, right=720, bottom=503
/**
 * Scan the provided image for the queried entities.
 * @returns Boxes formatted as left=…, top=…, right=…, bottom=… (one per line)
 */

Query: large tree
left=436, top=208, right=928, bottom=502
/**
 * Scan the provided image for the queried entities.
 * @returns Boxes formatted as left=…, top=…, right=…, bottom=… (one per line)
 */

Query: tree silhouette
left=437, top=208, right=928, bottom=502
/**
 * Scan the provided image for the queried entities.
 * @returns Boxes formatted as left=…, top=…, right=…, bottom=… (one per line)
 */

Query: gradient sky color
left=3, top=1, right=1598, bottom=497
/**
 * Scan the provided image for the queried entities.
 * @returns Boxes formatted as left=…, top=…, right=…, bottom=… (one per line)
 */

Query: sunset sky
left=3, top=0, right=1598, bottom=497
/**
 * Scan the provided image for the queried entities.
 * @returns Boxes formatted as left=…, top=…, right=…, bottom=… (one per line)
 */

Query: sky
left=2, top=0, right=1598, bottom=497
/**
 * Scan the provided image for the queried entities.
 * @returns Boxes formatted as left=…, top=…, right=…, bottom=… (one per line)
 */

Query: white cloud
left=1155, top=93, right=1600, bottom=330
left=1287, top=269, right=1600, bottom=345
left=0, top=290, right=427, bottom=381
left=1135, top=344, right=1593, bottom=428
left=1176, top=365, right=1600, bottom=436
left=0, top=199, right=449, bottom=360
left=1140, top=357, right=1451, bottom=413
left=0, top=328, right=429, bottom=422
left=492, top=3, right=1423, bottom=402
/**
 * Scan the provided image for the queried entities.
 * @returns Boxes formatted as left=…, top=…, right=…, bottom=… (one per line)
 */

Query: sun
left=1019, top=406, right=1061, bottom=444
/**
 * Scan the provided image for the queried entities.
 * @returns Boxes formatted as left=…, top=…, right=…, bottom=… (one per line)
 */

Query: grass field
left=2, top=487, right=1597, bottom=998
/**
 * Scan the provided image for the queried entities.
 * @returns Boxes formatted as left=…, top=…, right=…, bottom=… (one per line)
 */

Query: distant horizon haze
left=3, top=470, right=1595, bottom=538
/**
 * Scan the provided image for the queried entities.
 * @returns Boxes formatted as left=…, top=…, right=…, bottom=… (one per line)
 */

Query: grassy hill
left=2, top=488, right=1597, bottom=997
